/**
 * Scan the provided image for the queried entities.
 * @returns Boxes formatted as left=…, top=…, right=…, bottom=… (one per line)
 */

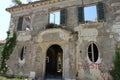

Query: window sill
left=17, top=30, right=31, bottom=34
left=79, top=21, right=105, bottom=28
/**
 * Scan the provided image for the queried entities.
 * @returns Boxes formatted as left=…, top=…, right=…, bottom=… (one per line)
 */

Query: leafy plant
left=12, top=0, right=22, bottom=5
left=45, top=23, right=63, bottom=29
left=0, top=32, right=17, bottom=73
left=110, top=45, right=120, bottom=80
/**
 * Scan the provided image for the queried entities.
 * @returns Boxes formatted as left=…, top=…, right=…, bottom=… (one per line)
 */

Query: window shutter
left=60, top=8, right=67, bottom=25
left=97, top=2, right=105, bottom=21
left=78, top=7, right=84, bottom=23
left=17, top=16, right=23, bottom=31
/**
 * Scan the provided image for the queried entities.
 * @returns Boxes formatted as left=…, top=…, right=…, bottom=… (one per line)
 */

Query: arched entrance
left=45, top=44, right=63, bottom=79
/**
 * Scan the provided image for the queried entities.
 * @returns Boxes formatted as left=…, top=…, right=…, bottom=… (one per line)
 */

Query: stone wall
left=6, top=0, right=120, bottom=80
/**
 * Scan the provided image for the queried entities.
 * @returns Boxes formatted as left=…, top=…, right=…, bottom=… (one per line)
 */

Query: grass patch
left=0, top=76, right=27, bottom=80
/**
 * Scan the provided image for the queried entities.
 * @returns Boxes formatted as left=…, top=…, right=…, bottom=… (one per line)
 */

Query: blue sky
left=0, top=0, right=11, bottom=40
left=50, top=11, right=60, bottom=25
left=84, top=6, right=97, bottom=21
left=0, top=0, right=38, bottom=40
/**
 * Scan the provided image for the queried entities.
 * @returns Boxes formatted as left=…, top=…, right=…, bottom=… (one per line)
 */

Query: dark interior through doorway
left=45, top=44, right=63, bottom=79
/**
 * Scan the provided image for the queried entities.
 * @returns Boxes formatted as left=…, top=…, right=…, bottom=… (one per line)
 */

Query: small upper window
left=23, top=16, right=31, bottom=30
left=50, top=11, right=60, bottom=25
left=84, top=6, right=97, bottom=22
left=78, top=2, right=105, bottom=23
left=49, top=8, right=67, bottom=25
left=88, top=43, right=99, bottom=63
left=17, top=15, right=31, bottom=31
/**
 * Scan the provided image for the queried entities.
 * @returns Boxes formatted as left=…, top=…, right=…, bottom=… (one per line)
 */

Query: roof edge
left=6, top=0, right=65, bottom=13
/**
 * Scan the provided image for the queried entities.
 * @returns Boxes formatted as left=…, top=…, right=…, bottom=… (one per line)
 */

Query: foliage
left=110, top=45, right=120, bottom=80
left=0, top=32, right=17, bottom=73
left=0, top=44, right=4, bottom=59
left=12, top=0, right=22, bottom=5
left=45, top=23, right=63, bottom=29
left=0, top=76, right=25, bottom=80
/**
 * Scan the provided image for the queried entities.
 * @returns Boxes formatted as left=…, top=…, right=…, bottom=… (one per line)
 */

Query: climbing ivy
left=110, top=45, right=120, bottom=80
left=0, top=32, right=17, bottom=73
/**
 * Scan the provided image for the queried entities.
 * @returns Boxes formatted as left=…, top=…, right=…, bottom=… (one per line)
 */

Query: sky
left=84, top=6, right=97, bottom=21
left=0, top=0, right=38, bottom=40
left=50, top=11, right=60, bottom=25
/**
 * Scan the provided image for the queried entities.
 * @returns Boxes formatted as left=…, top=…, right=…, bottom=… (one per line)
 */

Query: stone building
left=6, top=0, right=120, bottom=80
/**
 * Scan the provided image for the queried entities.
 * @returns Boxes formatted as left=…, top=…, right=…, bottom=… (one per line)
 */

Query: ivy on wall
left=0, top=32, right=17, bottom=73
left=110, top=45, right=120, bottom=80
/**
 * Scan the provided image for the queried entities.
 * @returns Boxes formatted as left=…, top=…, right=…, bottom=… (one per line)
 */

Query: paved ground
left=44, top=74, right=62, bottom=80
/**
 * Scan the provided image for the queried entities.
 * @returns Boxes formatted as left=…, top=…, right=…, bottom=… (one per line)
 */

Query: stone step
left=45, top=79, right=62, bottom=80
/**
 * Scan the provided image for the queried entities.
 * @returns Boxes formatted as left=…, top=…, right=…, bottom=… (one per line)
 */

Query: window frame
left=77, top=2, right=105, bottom=24
left=87, top=43, right=100, bottom=63
left=84, top=5, right=97, bottom=22
left=17, top=15, right=31, bottom=31
left=23, top=16, right=31, bottom=31
left=49, top=10, right=61, bottom=25
left=19, top=46, right=26, bottom=61
left=49, top=8, right=67, bottom=26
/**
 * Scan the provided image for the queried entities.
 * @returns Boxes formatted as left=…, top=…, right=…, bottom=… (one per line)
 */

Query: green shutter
left=97, top=2, right=105, bottom=21
left=17, top=16, right=23, bottom=31
left=60, top=9, right=67, bottom=25
left=78, top=7, right=84, bottom=23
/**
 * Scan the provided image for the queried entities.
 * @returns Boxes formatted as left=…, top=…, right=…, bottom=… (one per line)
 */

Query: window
left=84, top=6, right=97, bottom=22
left=17, top=16, right=23, bottom=31
left=78, top=2, right=105, bottom=23
left=88, top=43, right=99, bottom=62
left=20, top=46, right=26, bottom=60
left=23, top=16, right=31, bottom=30
left=17, top=15, right=31, bottom=31
left=50, top=11, right=60, bottom=25
left=49, top=8, right=67, bottom=25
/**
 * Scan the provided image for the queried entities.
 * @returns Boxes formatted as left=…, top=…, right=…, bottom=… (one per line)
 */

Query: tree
left=110, top=45, right=120, bottom=80
left=12, top=0, right=22, bottom=5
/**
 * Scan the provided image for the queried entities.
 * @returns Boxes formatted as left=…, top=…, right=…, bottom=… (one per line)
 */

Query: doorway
left=45, top=44, right=63, bottom=79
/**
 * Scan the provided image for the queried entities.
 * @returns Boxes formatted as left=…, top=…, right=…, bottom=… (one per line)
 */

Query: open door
left=45, top=44, right=63, bottom=79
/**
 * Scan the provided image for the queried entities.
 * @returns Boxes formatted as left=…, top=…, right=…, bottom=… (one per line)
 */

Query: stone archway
left=45, top=44, right=63, bottom=79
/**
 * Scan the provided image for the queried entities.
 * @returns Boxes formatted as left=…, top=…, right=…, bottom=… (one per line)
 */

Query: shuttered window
left=17, top=16, right=23, bottom=31
left=97, top=2, right=105, bottom=21
left=60, top=9, right=67, bottom=25
left=49, top=11, right=60, bottom=25
left=77, top=2, right=105, bottom=23
left=78, top=7, right=84, bottom=23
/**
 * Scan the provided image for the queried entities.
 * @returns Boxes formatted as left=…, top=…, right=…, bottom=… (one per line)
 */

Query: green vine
left=110, top=45, right=120, bottom=80
left=0, top=32, right=17, bottom=73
